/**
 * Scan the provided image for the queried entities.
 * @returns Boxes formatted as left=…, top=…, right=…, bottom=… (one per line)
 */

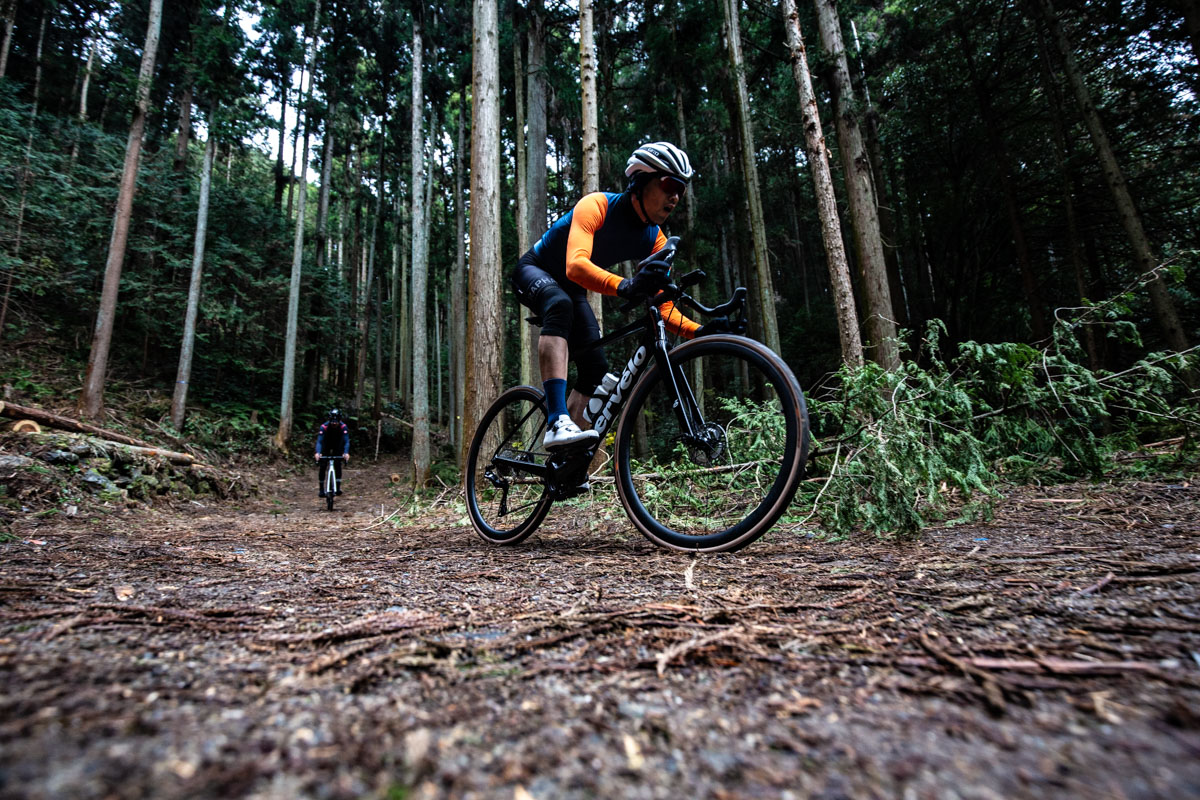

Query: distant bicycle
left=319, top=455, right=345, bottom=511
left=465, top=242, right=810, bottom=553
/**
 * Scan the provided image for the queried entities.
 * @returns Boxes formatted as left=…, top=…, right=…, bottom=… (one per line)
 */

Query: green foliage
left=802, top=320, right=1198, bottom=538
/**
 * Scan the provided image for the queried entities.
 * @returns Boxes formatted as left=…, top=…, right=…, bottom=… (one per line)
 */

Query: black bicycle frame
left=489, top=305, right=701, bottom=489
left=488, top=270, right=748, bottom=497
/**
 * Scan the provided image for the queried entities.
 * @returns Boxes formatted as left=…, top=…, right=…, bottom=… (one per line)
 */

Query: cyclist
left=511, top=141, right=708, bottom=450
left=315, top=408, right=350, bottom=498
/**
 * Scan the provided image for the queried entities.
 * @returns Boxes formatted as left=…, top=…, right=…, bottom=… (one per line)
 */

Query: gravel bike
left=465, top=243, right=810, bottom=552
left=319, top=455, right=344, bottom=511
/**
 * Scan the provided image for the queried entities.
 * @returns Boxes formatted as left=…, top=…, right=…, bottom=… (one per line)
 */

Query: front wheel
left=614, top=335, right=809, bottom=552
left=466, top=386, right=554, bottom=545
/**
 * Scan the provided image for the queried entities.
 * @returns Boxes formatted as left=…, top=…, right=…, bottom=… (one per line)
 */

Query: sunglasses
left=656, top=176, right=687, bottom=195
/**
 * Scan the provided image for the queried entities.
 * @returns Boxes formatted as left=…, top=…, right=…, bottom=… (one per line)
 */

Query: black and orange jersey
left=527, top=191, right=699, bottom=338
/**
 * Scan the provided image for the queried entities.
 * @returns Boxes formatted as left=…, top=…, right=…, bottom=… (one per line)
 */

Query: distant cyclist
left=510, top=141, right=706, bottom=450
left=315, top=408, right=350, bottom=498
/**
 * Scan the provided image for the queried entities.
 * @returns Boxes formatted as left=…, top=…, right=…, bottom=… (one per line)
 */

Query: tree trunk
left=411, top=15, right=431, bottom=486
left=69, top=36, right=97, bottom=166
left=813, top=0, right=898, bottom=369
left=1034, top=0, right=1191, bottom=357
left=452, top=92, right=467, bottom=449
left=274, top=79, right=288, bottom=213
left=390, top=194, right=402, bottom=401
left=781, top=0, right=863, bottom=367
left=174, top=83, right=194, bottom=173
left=674, top=90, right=696, bottom=262
left=356, top=134, right=385, bottom=414
left=273, top=0, right=322, bottom=452
left=722, top=0, right=780, bottom=355
left=170, top=103, right=219, bottom=431
left=373, top=267, right=383, bottom=420
left=315, top=100, right=337, bottom=271
left=526, top=0, right=548, bottom=245
left=79, top=0, right=164, bottom=420
left=463, top=0, right=503, bottom=470
left=0, top=0, right=15, bottom=80
left=513, top=27, right=537, bottom=389
left=580, top=0, right=604, bottom=333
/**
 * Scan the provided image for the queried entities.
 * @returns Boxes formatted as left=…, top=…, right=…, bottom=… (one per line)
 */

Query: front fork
left=651, top=310, right=705, bottom=438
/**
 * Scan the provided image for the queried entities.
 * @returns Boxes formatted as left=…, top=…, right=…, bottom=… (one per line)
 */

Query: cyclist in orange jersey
left=512, top=142, right=717, bottom=449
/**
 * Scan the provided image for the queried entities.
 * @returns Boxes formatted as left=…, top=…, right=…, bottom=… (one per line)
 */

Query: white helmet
left=624, top=142, right=694, bottom=183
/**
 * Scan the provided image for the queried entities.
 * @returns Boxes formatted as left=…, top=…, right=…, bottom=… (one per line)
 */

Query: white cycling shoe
left=543, top=414, right=599, bottom=449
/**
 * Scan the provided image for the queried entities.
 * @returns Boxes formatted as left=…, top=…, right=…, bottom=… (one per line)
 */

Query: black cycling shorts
left=511, top=253, right=609, bottom=393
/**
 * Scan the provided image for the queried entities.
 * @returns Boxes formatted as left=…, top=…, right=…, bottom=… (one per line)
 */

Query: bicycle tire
left=325, top=462, right=336, bottom=511
left=466, top=385, right=554, bottom=545
left=614, top=334, right=809, bottom=552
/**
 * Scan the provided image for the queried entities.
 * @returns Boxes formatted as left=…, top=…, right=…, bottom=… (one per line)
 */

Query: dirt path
left=1, top=457, right=1198, bottom=799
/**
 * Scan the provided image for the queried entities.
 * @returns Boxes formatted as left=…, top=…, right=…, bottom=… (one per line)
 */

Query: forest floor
left=0, top=454, right=1198, bottom=799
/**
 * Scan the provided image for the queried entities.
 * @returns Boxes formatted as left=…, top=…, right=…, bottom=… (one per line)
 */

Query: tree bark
left=451, top=92, right=468, bottom=449
left=356, top=133, right=385, bottom=415
left=170, top=104, right=219, bottom=431
left=411, top=15, right=431, bottom=486
left=0, top=0, right=15, bottom=80
left=513, top=25, right=537, bottom=389
left=174, top=83, right=194, bottom=174
left=463, top=0, right=503, bottom=470
left=813, top=0, right=898, bottom=369
left=580, top=0, right=604, bottom=333
left=274, top=79, right=288, bottom=213
left=526, top=0, right=548, bottom=245
left=390, top=192, right=402, bottom=401
left=1034, top=0, right=1190, bottom=357
left=722, top=0, right=780, bottom=355
left=79, top=0, right=164, bottom=419
left=315, top=100, right=337, bottom=272
left=70, top=36, right=97, bottom=166
left=781, top=0, right=863, bottom=367
left=273, top=0, right=321, bottom=452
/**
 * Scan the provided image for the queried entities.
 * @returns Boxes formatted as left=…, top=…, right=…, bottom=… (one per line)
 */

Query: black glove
left=694, top=317, right=731, bottom=337
left=617, top=265, right=670, bottom=300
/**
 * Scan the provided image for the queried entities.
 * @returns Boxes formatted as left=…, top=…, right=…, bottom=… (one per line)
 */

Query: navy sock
left=543, top=378, right=569, bottom=421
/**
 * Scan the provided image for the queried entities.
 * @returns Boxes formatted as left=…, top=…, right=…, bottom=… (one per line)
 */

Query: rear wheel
left=614, top=335, right=809, bottom=552
left=466, top=386, right=554, bottom=545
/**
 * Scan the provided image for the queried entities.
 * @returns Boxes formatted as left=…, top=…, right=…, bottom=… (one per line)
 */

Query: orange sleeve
left=659, top=301, right=700, bottom=338
left=565, top=193, right=625, bottom=295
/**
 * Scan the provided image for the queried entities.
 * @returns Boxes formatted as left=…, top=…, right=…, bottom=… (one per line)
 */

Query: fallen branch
left=0, top=401, right=157, bottom=450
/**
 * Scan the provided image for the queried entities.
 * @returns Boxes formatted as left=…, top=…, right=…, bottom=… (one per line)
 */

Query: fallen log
left=0, top=401, right=156, bottom=449
left=109, top=441, right=196, bottom=465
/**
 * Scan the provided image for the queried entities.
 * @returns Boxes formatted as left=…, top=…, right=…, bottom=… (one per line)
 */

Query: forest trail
left=1, top=457, right=1198, bottom=799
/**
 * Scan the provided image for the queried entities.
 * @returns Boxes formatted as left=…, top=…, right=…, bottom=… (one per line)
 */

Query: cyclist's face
left=640, top=177, right=682, bottom=225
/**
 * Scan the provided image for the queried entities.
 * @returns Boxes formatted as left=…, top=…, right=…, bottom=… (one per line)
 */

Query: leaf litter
left=0, top=458, right=1197, bottom=798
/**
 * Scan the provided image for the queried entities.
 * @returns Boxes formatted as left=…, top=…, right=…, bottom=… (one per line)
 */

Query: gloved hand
left=617, top=265, right=671, bottom=300
left=639, top=236, right=680, bottom=270
left=693, top=317, right=731, bottom=337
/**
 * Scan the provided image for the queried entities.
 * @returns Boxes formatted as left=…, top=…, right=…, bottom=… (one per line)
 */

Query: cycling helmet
left=625, top=142, right=694, bottom=183
left=328, top=408, right=341, bottom=421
